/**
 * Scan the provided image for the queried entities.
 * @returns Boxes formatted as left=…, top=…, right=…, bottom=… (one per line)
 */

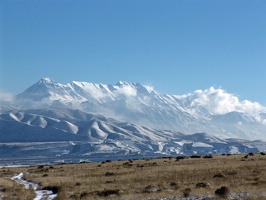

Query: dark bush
left=80, top=192, right=88, bottom=198
left=0, top=186, right=6, bottom=192
left=96, top=189, right=120, bottom=197
left=176, top=156, right=186, bottom=161
left=213, top=173, right=225, bottom=178
left=143, top=185, right=157, bottom=193
left=183, top=188, right=191, bottom=197
left=42, top=185, right=60, bottom=194
left=215, top=186, right=230, bottom=198
left=106, top=180, right=113, bottom=184
left=260, top=152, right=266, bottom=155
left=123, top=162, right=130, bottom=165
left=203, top=155, right=213, bottom=158
left=191, top=155, right=201, bottom=158
left=170, top=182, right=178, bottom=189
left=105, top=172, right=115, bottom=176
left=196, top=182, right=210, bottom=188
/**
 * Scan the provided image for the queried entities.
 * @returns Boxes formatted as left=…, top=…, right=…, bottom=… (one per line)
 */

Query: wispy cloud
left=115, top=85, right=137, bottom=97
left=0, top=91, right=14, bottom=104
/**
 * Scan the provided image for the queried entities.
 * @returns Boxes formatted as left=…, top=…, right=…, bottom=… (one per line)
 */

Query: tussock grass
left=1, top=153, right=266, bottom=199
left=0, top=174, right=35, bottom=199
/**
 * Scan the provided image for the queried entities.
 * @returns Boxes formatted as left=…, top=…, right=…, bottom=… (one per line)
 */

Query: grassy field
left=0, top=153, right=266, bottom=199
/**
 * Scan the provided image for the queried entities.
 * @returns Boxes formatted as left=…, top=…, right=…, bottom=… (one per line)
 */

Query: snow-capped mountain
left=1, top=77, right=266, bottom=165
left=10, top=77, right=266, bottom=140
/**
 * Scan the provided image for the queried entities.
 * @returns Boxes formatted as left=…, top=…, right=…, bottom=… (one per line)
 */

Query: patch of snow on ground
left=11, top=172, right=57, bottom=200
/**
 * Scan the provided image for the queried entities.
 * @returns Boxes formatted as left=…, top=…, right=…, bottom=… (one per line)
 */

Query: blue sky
left=1, top=0, right=266, bottom=105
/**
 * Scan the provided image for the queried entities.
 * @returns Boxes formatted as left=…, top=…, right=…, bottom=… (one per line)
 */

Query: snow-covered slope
left=1, top=108, right=265, bottom=161
left=11, top=78, right=266, bottom=140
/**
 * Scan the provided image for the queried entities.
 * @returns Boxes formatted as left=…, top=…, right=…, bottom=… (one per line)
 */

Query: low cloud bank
left=178, top=87, right=265, bottom=115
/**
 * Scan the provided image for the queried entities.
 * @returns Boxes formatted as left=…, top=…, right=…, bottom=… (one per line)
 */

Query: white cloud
left=114, top=85, right=137, bottom=97
left=0, top=91, right=14, bottom=104
left=182, top=87, right=265, bottom=115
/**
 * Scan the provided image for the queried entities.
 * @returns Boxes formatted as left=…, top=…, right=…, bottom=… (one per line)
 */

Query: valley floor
left=1, top=153, right=266, bottom=200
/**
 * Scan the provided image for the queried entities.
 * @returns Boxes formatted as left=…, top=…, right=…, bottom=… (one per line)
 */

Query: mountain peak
left=116, top=81, right=131, bottom=86
left=39, top=77, right=53, bottom=83
left=38, top=77, right=59, bottom=87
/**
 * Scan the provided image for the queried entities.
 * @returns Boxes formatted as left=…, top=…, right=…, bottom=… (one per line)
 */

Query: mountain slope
left=1, top=108, right=265, bottom=160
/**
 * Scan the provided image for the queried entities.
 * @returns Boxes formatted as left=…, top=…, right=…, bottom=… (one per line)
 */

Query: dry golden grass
left=0, top=169, right=35, bottom=200
left=1, top=153, right=266, bottom=199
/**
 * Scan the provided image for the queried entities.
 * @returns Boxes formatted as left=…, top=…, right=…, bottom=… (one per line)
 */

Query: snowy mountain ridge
left=3, top=77, right=266, bottom=140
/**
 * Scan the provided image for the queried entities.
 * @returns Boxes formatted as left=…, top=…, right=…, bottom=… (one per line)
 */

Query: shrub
left=191, top=155, right=201, bottom=158
left=42, top=185, right=60, bottom=194
left=183, top=188, right=191, bottom=197
left=96, top=189, right=120, bottom=197
left=196, top=182, right=210, bottom=188
left=143, top=185, right=157, bottom=193
left=123, top=162, right=130, bottom=166
left=0, top=186, right=6, bottom=192
left=203, top=155, right=213, bottom=158
left=105, top=172, right=115, bottom=176
left=215, top=186, right=230, bottom=198
left=80, top=192, right=88, bottom=198
left=213, top=173, right=225, bottom=178
left=170, top=182, right=178, bottom=189
left=176, top=156, right=186, bottom=161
